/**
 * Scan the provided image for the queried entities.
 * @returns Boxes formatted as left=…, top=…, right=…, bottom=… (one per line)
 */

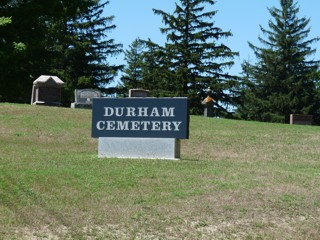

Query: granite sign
left=92, top=98, right=189, bottom=139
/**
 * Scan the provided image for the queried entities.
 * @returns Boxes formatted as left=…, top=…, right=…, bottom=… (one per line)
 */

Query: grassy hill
left=1, top=103, right=320, bottom=239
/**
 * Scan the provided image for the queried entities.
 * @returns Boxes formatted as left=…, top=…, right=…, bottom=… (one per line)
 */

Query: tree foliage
left=122, top=0, right=239, bottom=115
left=237, top=0, right=320, bottom=123
left=0, top=0, right=122, bottom=104
left=119, top=38, right=146, bottom=96
left=0, top=16, right=11, bottom=26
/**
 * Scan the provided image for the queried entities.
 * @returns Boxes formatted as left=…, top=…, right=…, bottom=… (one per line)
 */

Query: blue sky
left=106, top=0, right=320, bottom=81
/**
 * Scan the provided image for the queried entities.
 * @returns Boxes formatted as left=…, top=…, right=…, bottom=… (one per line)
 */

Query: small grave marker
left=129, top=89, right=150, bottom=98
left=290, top=114, right=313, bottom=125
left=201, top=88, right=215, bottom=117
left=71, top=89, right=101, bottom=109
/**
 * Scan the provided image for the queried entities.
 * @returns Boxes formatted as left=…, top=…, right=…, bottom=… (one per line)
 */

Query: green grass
left=1, top=103, right=320, bottom=239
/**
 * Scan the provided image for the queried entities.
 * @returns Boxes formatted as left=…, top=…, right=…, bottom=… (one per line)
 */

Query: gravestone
left=202, top=101, right=214, bottom=117
left=129, top=89, right=150, bottom=98
left=71, top=89, right=101, bottom=109
left=290, top=114, right=313, bottom=125
left=31, top=75, right=64, bottom=106
left=201, top=88, right=215, bottom=117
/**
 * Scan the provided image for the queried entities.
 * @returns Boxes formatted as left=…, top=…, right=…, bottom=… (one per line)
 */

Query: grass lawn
left=1, top=103, right=320, bottom=239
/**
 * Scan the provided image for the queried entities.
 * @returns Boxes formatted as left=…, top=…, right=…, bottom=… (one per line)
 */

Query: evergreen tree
left=0, top=0, right=48, bottom=102
left=237, top=0, right=320, bottom=123
left=43, top=0, right=123, bottom=104
left=119, top=38, right=146, bottom=96
left=152, top=0, right=239, bottom=115
left=139, top=40, right=174, bottom=97
left=120, top=39, right=174, bottom=97
left=0, top=0, right=122, bottom=104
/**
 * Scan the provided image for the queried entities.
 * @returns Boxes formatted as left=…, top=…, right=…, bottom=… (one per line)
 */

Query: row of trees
left=0, top=0, right=122, bottom=104
left=1, top=0, right=319, bottom=123
left=120, top=0, right=240, bottom=115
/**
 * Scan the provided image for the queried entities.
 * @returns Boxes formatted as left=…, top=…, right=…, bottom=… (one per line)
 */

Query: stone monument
left=31, top=75, right=64, bottom=106
left=201, top=88, right=215, bottom=117
left=71, top=89, right=101, bottom=109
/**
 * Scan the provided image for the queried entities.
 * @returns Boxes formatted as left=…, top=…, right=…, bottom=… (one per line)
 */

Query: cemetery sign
left=92, top=98, right=189, bottom=139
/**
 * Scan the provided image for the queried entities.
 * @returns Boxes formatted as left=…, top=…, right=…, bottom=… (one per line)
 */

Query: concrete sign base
left=98, top=137, right=180, bottom=160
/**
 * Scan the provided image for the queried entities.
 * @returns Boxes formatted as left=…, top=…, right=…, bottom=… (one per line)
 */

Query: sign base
left=98, top=138, right=180, bottom=160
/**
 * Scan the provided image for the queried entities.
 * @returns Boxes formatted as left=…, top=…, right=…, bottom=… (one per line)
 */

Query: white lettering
left=96, top=120, right=183, bottom=132
left=138, top=107, right=148, bottom=117
left=106, top=121, right=116, bottom=130
left=150, top=108, right=160, bottom=117
left=162, top=121, right=172, bottom=131
left=126, top=107, right=136, bottom=116
left=140, top=121, right=151, bottom=130
left=116, top=121, right=129, bottom=130
left=104, top=107, right=114, bottom=116
left=151, top=121, right=161, bottom=130
left=172, top=121, right=182, bottom=131
left=103, top=107, right=177, bottom=118
left=96, top=121, right=105, bottom=130
left=115, top=107, right=124, bottom=117
left=162, top=107, right=175, bottom=117
left=131, top=121, right=140, bottom=130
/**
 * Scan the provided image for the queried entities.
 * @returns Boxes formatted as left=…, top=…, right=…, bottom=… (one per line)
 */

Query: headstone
left=203, top=104, right=214, bottom=117
left=31, top=75, right=64, bottom=106
left=71, top=89, right=101, bottom=109
left=290, top=114, right=313, bottom=125
left=201, top=88, right=215, bottom=117
left=129, top=89, right=150, bottom=98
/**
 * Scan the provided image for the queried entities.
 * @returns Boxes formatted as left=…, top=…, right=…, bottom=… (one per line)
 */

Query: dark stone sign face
left=92, top=98, right=189, bottom=139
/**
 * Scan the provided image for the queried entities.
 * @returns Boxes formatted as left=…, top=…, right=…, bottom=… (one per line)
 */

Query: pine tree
left=0, top=0, right=122, bottom=104
left=120, top=39, right=175, bottom=97
left=119, top=38, right=146, bottom=96
left=238, top=0, right=320, bottom=123
left=152, top=0, right=239, bottom=115
left=47, top=0, right=123, bottom=104
left=0, top=0, right=49, bottom=102
left=139, top=40, right=174, bottom=97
